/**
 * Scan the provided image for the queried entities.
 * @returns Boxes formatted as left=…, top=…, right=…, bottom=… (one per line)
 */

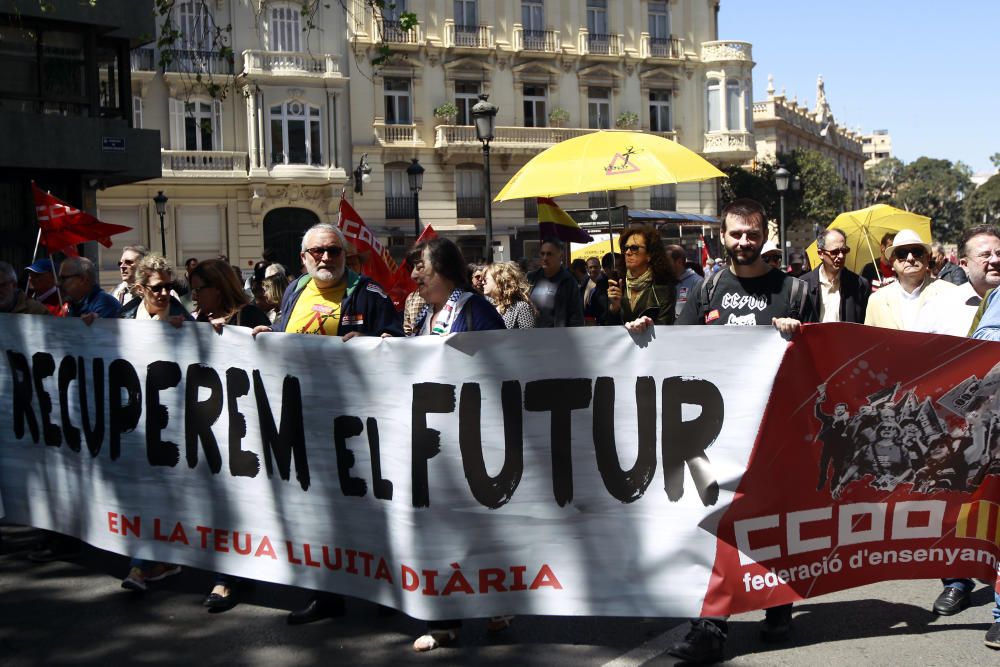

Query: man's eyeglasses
left=763, top=254, right=781, bottom=264
left=892, top=246, right=927, bottom=261
left=974, top=249, right=1000, bottom=261
left=304, top=245, right=344, bottom=260
left=821, top=248, right=850, bottom=257
left=622, top=244, right=647, bottom=254
left=58, top=273, right=82, bottom=283
left=144, top=283, right=174, bottom=294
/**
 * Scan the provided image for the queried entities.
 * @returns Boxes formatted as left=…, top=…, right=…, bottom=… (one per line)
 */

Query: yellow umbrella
left=570, top=236, right=615, bottom=262
left=804, top=204, right=932, bottom=274
left=494, top=130, right=725, bottom=202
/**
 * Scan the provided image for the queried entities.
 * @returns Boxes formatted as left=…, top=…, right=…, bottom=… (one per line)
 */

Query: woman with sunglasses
left=606, top=224, right=677, bottom=331
left=189, top=258, right=271, bottom=331
left=119, top=254, right=193, bottom=323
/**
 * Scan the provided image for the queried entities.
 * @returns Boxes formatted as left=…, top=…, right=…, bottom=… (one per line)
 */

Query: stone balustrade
left=161, top=150, right=248, bottom=175
left=242, top=50, right=339, bottom=77
left=374, top=122, right=423, bottom=146
left=701, top=40, right=753, bottom=62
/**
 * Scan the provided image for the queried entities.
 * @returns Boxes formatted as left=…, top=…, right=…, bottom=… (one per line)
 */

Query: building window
left=588, top=86, right=611, bottom=129
left=177, top=1, right=211, bottom=51
left=522, top=0, right=545, bottom=49
left=523, top=197, right=538, bottom=218
left=270, top=101, right=322, bottom=166
left=588, top=191, right=616, bottom=208
left=384, top=78, right=412, bottom=124
left=270, top=4, right=302, bottom=52
left=744, top=78, right=753, bottom=132
left=650, top=183, right=676, bottom=211
left=726, top=78, right=741, bottom=130
left=132, top=95, right=143, bottom=129
left=587, top=0, right=608, bottom=34
left=455, top=81, right=480, bottom=126
left=523, top=84, right=547, bottom=128
left=385, top=166, right=414, bottom=219
left=169, top=97, right=221, bottom=150
left=456, top=167, right=485, bottom=218
left=454, top=0, right=478, bottom=45
left=706, top=79, right=721, bottom=132
left=649, top=90, right=671, bottom=132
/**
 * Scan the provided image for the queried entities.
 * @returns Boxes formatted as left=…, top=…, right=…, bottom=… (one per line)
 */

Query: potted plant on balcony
left=548, top=107, right=569, bottom=128
left=433, top=102, right=458, bottom=124
left=615, top=110, right=639, bottom=129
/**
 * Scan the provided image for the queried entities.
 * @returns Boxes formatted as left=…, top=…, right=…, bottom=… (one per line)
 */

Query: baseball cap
left=25, top=259, right=54, bottom=274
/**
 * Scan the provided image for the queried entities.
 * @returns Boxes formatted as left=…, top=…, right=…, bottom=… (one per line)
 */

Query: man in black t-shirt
left=668, top=198, right=817, bottom=663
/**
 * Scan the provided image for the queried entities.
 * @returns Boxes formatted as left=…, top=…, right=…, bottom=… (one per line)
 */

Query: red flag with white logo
left=336, top=197, right=396, bottom=290
left=33, top=183, right=132, bottom=256
left=387, top=225, right=438, bottom=309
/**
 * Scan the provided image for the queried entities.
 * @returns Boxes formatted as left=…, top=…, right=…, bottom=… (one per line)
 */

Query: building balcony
left=456, top=196, right=485, bottom=219
left=373, top=122, right=424, bottom=147
left=578, top=30, right=624, bottom=56
left=385, top=195, right=415, bottom=219
left=640, top=34, right=684, bottom=59
left=444, top=20, right=494, bottom=49
left=242, top=50, right=341, bottom=79
left=512, top=25, right=560, bottom=53
left=434, top=124, right=595, bottom=154
left=160, top=49, right=234, bottom=75
left=131, top=46, right=156, bottom=72
left=700, top=41, right=753, bottom=63
left=702, top=131, right=755, bottom=162
left=650, top=130, right=678, bottom=142
left=161, top=150, right=248, bottom=177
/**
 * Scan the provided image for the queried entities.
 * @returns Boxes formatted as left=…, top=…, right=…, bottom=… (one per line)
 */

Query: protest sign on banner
left=0, top=315, right=998, bottom=620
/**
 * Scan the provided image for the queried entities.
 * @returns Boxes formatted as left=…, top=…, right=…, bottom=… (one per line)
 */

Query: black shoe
left=204, top=588, right=237, bottom=612
left=667, top=619, right=726, bottom=664
left=932, top=587, right=971, bottom=616
left=986, top=621, right=1000, bottom=649
left=760, top=604, right=793, bottom=642
left=286, top=595, right=346, bottom=625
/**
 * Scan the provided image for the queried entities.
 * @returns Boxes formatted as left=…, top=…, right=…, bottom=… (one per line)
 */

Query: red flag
left=387, top=225, right=438, bottom=309
left=337, top=197, right=396, bottom=289
left=33, top=183, right=132, bottom=256
left=699, top=234, right=710, bottom=267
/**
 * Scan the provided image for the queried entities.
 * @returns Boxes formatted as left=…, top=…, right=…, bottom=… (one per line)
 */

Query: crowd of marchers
left=2, top=196, right=1000, bottom=661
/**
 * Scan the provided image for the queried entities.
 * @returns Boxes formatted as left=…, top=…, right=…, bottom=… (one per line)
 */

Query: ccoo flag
left=337, top=197, right=397, bottom=289
left=537, top=197, right=593, bottom=244
left=33, top=182, right=132, bottom=256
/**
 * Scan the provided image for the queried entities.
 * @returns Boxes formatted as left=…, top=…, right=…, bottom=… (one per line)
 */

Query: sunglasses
left=892, top=247, right=926, bottom=261
left=58, top=273, right=83, bottom=283
left=623, top=244, right=647, bottom=254
left=763, top=254, right=781, bottom=263
left=144, top=283, right=174, bottom=294
left=821, top=248, right=850, bottom=257
left=304, top=245, right=344, bottom=260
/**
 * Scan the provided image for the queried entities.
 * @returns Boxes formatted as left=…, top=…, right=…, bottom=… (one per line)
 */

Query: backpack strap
left=788, top=276, right=808, bottom=321
left=697, top=270, right=726, bottom=319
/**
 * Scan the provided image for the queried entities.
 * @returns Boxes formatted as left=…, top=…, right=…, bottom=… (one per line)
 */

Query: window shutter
left=132, top=95, right=143, bottom=129
left=168, top=98, right=185, bottom=150
left=212, top=99, right=223, bottom=150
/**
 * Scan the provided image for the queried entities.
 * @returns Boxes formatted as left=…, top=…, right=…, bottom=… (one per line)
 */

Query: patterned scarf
left=415, top=288, right=470, bottom=335
left=626, top=268, right=653, bottom=310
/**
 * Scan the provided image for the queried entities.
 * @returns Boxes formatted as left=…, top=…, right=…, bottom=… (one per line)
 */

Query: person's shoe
left=486, top=615, right=514, bottom=633
left=932, top=586, right=971, bottom=615
left=986, top=621, right=1000, bottom=649
left=203, top=584, right=237, bottom=611
left=412, top=629, right=457, bottom=652
left=121, top=566, right=147, bottom=592
left=286, top=595, right=346, bottom=625
left=760, top=604, right=793, bottom=642
left=144, top=563, right=182, bottom=583
left=667, top=619, right=726, bottom=664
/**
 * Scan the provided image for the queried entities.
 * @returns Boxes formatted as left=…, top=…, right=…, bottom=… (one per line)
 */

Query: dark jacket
left=802, top=266, right=870, bottom=324
left=119, top=296, right=194, bottom=321
left=936, top=260, right=969, bottom=286
left=604, top=278, right=677, bottom=326
left=273, top=270, right=403, bottom=337
left=69, top=284, right=121, bottom=319
left=582, top=275, right=609, bottom=325
left=412, top=291, right=505, bottom=334
left=527, top=266, right=585, bottom=328
left=196, top=303, right=272, bottom=329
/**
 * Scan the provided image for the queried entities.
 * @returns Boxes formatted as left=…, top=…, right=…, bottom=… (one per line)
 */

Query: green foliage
left=433, top=102, right=458, bottom=118
left=782, top=149, right=850, bottom=230
left=990, top=152, right=1000, bottom=169
left=548, top=107, right=569, bottom=125
left=894, top=157, right=972, bottom=242
left=864, top=157, right=904, bottom=205
left=965, top=173, right=1000, bottom=226
left=615, top=111, right=638, bottom=129
left=720, top=161, right=778, bottom=218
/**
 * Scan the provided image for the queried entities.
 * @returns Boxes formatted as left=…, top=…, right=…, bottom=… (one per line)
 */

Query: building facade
left=97, top=0, right=754, bottom=277
left=862, top=129, right=892, bottom=167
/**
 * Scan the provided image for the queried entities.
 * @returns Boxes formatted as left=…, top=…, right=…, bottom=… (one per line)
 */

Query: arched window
left=270, top=101, right=322, bottom=166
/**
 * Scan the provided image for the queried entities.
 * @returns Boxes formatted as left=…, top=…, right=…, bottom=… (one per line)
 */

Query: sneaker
left=144, top=563, right=182, bottom=582
left=121, top=566, right=147, bottom=592
left=667, top=618, right=727, bottom=663
left=986, top=621, right=1000, bottom=649
left=760, top=604, right=793, bottom=642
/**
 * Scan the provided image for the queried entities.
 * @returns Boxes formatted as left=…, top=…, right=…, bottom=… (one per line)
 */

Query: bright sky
left=720, top=0, right=999, bottom=174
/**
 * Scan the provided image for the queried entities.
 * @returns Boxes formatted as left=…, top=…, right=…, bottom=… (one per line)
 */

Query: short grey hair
left=0, top=261, right=16, bottom=283
left=122, top=245, right=149, bottom=258
left=816, top=228, right=847, bottom=251
left=61, top=256, right=98, bottom=285
left=301, top=223, right=348, bottom=252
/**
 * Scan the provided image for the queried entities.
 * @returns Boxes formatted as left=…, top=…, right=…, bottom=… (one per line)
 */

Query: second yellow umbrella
left=804, top=204, right=932, bottom=274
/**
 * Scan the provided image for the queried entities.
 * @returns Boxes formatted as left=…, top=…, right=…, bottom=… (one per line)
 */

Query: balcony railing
left=457, top=196, right=485, bottom=218
left=579, top=30, right=623, bottom=56
left=435, top=124, right=595, bottom=149
left=701, top=40, right=753, bottom=63
left=703, top=131, right=754, bottom=158
left=131, top=47, right=155, bottom=72
left=385, top=196, right=415, bottom=219
left=650, top=196, right=677, bottom=211
left=640, top=34, right=683, bottom=59
left=243, top=50, right=340, bottom=76
left=588, top=192, right=617, bottom=208
left=379, top=19, right=422, bottom=45
left=373, top=122, right=422, bottom=146
left=649, top=130, right=677, bottom=141
left=444, top=20, right=494, bottom=48
left=161, top=49, right=234, bottom=75
left=513, top=26, right=560, bottom=53
left=161, top=150, right=248, bottom=174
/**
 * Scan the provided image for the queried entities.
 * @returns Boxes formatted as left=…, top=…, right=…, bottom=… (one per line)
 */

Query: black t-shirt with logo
left=677, top=268, right=816, bottom=326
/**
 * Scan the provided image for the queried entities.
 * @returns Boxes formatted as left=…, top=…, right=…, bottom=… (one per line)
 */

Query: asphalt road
left=1, top=525, right=996, bottom=666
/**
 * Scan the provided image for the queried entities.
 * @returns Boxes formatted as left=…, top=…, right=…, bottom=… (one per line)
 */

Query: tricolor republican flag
left=537, top=197, right=593, bottom=244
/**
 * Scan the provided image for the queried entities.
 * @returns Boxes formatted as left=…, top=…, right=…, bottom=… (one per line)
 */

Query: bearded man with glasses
left=802, top=228, right=870, bottom=323
left=863, top=228, right=956, bottom=330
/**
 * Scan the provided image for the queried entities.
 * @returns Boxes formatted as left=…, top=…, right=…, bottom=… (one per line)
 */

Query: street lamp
left=353, top=153, right=372, bottom=195
left=152, top=190, right=168, bottom=255
left=406, top=158, right=425, bottom=240
left=471, top=93, right=498, bottom=262
left=774, top=167, right=791, bottom=267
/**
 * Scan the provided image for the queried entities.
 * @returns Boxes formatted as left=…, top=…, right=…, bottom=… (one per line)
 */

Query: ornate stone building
left=97, top=0, right=755, bottom=277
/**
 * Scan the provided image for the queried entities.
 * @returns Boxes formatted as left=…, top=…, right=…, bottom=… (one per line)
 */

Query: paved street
left=1, top=524, right=996, bottom=666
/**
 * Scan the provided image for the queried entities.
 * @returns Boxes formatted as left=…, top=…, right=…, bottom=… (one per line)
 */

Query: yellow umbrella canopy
left=804, top=204, right=932, bottom=274
left=570, top=237, right=616, bottom=262
left=494, top=130, right=725, bottom=202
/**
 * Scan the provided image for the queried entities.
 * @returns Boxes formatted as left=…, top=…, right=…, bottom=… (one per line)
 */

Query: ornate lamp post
left=471, top=93, right=498, bottom=261
left=406, top=158, right=425, bottom=239
left=774, top=167, right=791, bottom=267
left=152, top=190, right=168, bottom=255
